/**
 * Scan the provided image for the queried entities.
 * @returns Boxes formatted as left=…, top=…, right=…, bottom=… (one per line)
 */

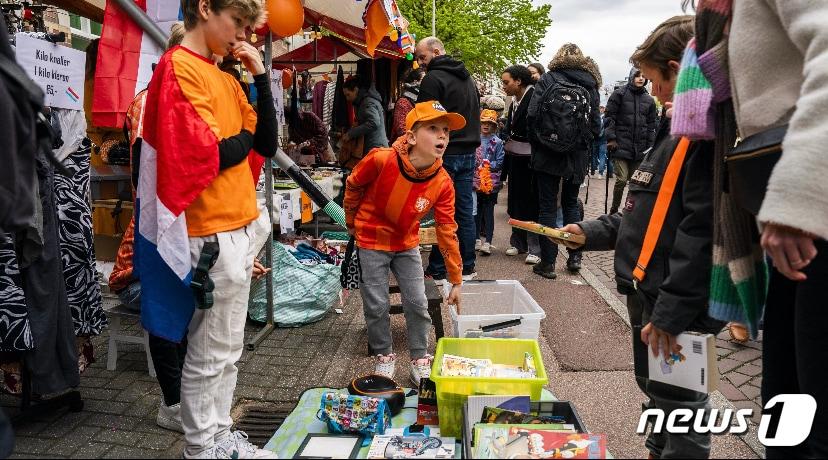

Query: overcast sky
left=533, top=0, right=689, bottom=88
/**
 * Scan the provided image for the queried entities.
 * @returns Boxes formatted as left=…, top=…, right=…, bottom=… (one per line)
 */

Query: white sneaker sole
left=156, top=414, right=184, bottom=433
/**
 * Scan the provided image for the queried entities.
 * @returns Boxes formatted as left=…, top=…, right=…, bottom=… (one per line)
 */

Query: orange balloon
left=266, top=0, right=304, bottom=38
left=281, top=69, right=293, bottom=89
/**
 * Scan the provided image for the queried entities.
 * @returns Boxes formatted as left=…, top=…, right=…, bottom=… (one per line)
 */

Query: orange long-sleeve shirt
left=344, top=136, right=462, bottom=285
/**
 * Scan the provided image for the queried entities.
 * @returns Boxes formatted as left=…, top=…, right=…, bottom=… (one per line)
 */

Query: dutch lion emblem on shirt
left=414, top=197, right=431, bottom=212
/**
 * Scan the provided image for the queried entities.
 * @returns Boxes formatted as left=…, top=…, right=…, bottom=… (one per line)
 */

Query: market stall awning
left=271, top=35, right=402, bottom=72
left=45, top=0, right=105, bottom=23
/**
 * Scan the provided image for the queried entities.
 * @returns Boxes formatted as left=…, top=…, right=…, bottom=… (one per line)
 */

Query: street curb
left=709, top=390, right=766, bottom=458
left=579, top=262, right=765, bottom=459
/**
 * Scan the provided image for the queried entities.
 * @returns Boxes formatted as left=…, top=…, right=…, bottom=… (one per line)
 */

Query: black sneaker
left=532, top=262, right=557, bottom=279
left=566, top=253, right=582, bottom=272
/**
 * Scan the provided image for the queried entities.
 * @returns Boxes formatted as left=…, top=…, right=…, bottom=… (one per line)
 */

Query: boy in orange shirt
left=345, top=101, right=464, bottom=385
left=139, top=0, right=277, bottom=458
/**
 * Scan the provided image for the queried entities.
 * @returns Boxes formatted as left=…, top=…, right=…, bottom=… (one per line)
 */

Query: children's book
left=473, top=426, right=605, bottom=459
left=481, top=406, right=568, bottom=425
left=464, top=396, right=531, bottom=445
left=633, top=328, right=719, bottom=393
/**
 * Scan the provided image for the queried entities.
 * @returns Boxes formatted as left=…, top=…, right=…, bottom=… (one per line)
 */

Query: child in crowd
left=560, top=16, right=724, bottom=458
left=344, top=101, right=464, bottom=386
left=473, top=109, right=505, bottom=255
left=138, top=0, right=278, bottom=458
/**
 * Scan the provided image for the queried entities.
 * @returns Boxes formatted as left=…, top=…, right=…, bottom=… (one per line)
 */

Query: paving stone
left=717, top=358, right=742, bottom=374
left=115, top=381, right=158, bottom=403
left=740, top=384, right=761, bottom=401
left=103, top=445, right=156, bottom=458
left=234, top=386, right=267, bottom=401
left=95, top=427, right=146, bottom=446
left=79, top=377, right=110, bottom=388
left=80, top=387, right=121, bottom=401
left=66, top=442, right=112, bottom=458
left=737, top=364, right=762, bottom=377
left=83, top=399, right=130, bottom=415
left=11, top=435, right=55, bottom=454
left=136, top=432, right=180, bottom=451
left=12, top=421, right=48, bottom=437
left=39, top=412, right=90, bottom=438
left=85, top=414, right=142, bottom=431
left=728, top=348, right=763, bottom=363
left=726, top=372, right=751, bottom=388
left=732, top=400, right=763, bottom=423
left=718, top=381, right=746, bottom=402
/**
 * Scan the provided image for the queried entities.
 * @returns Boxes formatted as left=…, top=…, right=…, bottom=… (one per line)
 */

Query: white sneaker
left=474, top=239, right=482, bottom=251
left=216, top=431, right=278, bottom=459
left=375, top=353, right=397, bottom=379
left=480, top=242, right=492, bottom=255
left=462, top=271, right=478, bottom=281
left=183, top=445, right=232, bottom=459
left=598, top=173, right=605, bottom=179
left=525, top=254, right=541, bottom=265
left=505, top=247, right=519, bottom=256
left=157, top=401, right=184, bottom=433
left=410, top=355, right=433, bottom=387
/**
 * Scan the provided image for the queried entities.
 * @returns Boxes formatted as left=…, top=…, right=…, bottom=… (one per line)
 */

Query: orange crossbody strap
left=632, top=137, right=691, bottom=284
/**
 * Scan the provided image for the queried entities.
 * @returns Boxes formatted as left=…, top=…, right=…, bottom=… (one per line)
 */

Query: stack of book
left=463, top=396, right=606, bottom=459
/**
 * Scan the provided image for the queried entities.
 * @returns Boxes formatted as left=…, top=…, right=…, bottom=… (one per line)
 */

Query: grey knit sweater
left=730, top=0, right=828, bottom=240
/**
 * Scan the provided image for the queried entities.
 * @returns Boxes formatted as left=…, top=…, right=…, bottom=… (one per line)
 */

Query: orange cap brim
left=408, top=113, right=467, bottom=132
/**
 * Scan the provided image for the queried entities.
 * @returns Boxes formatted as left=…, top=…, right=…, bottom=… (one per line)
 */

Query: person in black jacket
left=527, top=44, right=601, bottom=278
left=561, top=16, right=723, bottom=458
left=604, top=67, right=658, bottom=214
left=343, top=78, right=389, bottom=156
left=501, top=65, right=541, bottom=265
left=416, top=36, right=481, bottom=280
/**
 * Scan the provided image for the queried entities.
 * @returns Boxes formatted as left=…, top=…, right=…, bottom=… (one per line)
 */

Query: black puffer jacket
left=347, top=87, right=388, bottom=155
left=604, top=68, right=657, bottom=162
left=528, top=68, right=600, bottom=182
left=418, top=55, right=481, bottom=155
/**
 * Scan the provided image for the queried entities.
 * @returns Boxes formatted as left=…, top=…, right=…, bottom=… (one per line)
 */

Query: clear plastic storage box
left=448, top=280, right=545, bottom=339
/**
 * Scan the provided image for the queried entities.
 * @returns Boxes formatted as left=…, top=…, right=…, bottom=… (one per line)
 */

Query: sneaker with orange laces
left=374, top=353, right=397, bottom=379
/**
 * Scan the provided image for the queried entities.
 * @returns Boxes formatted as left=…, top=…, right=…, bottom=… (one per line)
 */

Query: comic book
left=473, top=426, right=606, bottom=459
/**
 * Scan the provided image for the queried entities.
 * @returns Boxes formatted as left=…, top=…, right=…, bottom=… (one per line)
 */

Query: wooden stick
left=508, top=218, right=585, bottom=249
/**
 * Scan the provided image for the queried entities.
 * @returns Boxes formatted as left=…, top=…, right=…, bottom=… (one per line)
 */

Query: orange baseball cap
left=405, top=100, right=467, bottom=132
left=480, top=109, right=499, bottom=124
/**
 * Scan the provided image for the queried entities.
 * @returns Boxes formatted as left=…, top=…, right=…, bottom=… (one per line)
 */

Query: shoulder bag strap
left=632, top=137, right=691, bottom=285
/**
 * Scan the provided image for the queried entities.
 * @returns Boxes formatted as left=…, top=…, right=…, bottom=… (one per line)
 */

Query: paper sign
left=278, top=192, right=294, bottom=234
left=14, top=33, right=86, bottom=110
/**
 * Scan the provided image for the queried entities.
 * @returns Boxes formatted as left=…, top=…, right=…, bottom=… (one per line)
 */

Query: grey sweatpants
left=358, top=247, right=431, bottom=359
left=628, top=294, right=711, bottom=459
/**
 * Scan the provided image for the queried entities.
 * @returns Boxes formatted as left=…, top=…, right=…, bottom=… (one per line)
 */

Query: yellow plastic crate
left=429, top=338, right=548, bottom=438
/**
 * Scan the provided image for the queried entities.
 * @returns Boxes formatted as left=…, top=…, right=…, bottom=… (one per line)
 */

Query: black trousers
left=475, top=191, right=498, bottom=243
left=536, top=171, right=582, bottom=265
left=506, top=155, right=540, bottom=255
left=763, top=240, right=828, bottom=458
left=148, top=334, right=188, bottom=407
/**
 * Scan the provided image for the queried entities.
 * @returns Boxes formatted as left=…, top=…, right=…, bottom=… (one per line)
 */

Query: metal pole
left=112, top=0, right=168, bottom=48
left=432, top=0, right=436, bottom=36
left=247, top=31, right=276, bottom=351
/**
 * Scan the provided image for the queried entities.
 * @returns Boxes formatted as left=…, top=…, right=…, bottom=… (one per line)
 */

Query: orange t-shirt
left=171, top=47, right=259, bottom=236
left=344, top=136, right=462, bottom=285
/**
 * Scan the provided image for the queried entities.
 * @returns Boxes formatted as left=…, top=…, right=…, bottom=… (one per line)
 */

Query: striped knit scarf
left=673, top=0, right=768, bottom=339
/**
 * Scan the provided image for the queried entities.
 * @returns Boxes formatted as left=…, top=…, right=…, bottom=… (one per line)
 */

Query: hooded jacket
left=604, top=68, right=657, bottom=162
left=347, top=86, right=388, bottom=155
left=0, top=17, right=38, bottom=234
left=418, top=55, right=481, bottom=155
left=527, top=52, right=601, bottom=181
left=578, top=116, right=724, bottom=336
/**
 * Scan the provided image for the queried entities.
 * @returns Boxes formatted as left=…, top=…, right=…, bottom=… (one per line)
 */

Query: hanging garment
left=54, top=142, right=107, bottom=336
left=22, top=154, right=80, bottom=395
left=0, top=235, right=33, bottom=352
left=322, top=78, right=336, bottom=130
left=332, top=66, right=349, bottom=131
left=312, top=80, right=328, bottom=119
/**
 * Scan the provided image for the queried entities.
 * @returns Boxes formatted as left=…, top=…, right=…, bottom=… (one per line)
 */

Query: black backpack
left=530, top=74, right=593, bottom=154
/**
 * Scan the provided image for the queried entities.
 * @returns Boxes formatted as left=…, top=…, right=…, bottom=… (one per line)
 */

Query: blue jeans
left=536, top=172, right=582, bottom=266
left=591, top=137, right=608, bottom=175
left=117, top=280, right=143, bottom=312
left=475, top=191, right=498, bottom=243
left=428, top=153, right=476, bottom=275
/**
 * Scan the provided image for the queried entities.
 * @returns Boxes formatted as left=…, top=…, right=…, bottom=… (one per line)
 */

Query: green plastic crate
left=430, top=338, right=548, bottom=438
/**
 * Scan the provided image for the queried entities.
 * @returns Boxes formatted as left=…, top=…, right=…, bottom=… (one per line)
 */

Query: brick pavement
left=578, top=176, right=765, bottom=418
